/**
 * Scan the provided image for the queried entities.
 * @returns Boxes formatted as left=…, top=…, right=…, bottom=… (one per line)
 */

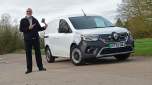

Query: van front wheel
left=45, top=47, right=55, bottom=63
left=71, top=47, right=85, bottom=65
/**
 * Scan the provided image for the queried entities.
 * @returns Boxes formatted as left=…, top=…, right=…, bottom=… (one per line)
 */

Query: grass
left=134, top=38, right=152, bottom=56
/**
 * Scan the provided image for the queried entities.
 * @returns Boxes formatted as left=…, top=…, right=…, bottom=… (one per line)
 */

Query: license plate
left=109, top=42, right=126, bottom=48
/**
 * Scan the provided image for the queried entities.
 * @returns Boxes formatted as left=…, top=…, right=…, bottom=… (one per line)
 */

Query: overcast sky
left=0, top=0, right=122, bottom=23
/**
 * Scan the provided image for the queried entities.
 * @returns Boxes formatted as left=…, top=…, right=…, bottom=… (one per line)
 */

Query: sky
left=0, top=0, right=122, bottom=24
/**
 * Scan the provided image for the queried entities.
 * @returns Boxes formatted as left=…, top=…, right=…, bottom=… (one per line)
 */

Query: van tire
left=45, top=47, right=55, bottom=63
left=70, top=47, right=85, bottom=65
left=114, top=53, right=130, bottom=61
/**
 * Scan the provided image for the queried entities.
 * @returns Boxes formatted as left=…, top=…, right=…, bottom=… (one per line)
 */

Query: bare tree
left=118, top=0, right=152, bottom=20
left=0, top=13, right=11, bottom=29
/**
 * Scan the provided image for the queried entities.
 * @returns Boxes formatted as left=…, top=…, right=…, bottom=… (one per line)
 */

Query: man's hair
left=26, top=8, right=32, bottom=12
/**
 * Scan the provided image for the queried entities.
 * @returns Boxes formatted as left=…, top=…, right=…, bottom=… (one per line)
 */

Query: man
left=19, top=8, right=47, bottom=74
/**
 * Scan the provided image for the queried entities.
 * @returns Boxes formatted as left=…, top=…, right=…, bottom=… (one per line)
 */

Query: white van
left=44, top=14, right=134, bottom=65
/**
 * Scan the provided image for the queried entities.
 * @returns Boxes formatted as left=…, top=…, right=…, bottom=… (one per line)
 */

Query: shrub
left=0, top=26, right=24, bottom=54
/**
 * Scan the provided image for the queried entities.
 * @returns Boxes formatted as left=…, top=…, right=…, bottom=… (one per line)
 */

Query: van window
left=69, top=16, right=114, bottom=29
left=58, top=19, right=72, bottom=33
left=94, top=18, right=105, bottom=27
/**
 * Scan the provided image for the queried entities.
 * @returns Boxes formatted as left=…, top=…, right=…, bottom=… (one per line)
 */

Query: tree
left=118, top=0, right=152, bottom=19
left=117, top=0, right=152, bottom=38
left=0, top=14, right=24, bottom=54
left=0, top=13, right=11, bottom=26
left=115, top=18, right=124, bottom=27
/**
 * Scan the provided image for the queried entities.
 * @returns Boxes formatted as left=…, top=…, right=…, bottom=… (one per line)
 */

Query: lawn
left=134, top=38, right=152, bottom=56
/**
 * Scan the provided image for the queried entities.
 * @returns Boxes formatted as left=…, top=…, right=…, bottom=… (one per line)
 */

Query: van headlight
left=81, top=34, right=99, bottom=41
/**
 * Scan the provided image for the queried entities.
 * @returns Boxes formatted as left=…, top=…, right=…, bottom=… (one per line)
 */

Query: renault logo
left=112, top=32, right=119, bottom=41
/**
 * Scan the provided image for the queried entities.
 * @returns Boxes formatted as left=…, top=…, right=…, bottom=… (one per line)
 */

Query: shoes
left=25, top=70, right=32, bottom=74
left=39, top=68, right=46, bottom=71
left=25, top=68, right=46, bottom=74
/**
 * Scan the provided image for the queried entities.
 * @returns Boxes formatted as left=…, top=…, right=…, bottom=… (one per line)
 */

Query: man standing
left=19, top=8, right=47, bottom=74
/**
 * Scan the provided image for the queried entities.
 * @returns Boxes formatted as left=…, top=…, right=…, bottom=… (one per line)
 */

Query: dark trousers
left=24, top=39, right=43, bottom=71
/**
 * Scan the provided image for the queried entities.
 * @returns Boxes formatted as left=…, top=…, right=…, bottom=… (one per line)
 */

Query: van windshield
left=69, top=16, right=114, bottom=30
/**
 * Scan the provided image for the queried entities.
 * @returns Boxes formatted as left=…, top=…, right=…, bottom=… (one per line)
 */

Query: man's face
left=26, top=8, right=32, bottom=16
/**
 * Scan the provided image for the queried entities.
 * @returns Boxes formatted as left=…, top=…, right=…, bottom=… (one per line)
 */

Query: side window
left=58, top=19, right=72, bottom=33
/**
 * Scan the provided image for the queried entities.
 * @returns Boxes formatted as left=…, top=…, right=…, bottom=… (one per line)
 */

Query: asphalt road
left=0, top=54, right=152, bottom=85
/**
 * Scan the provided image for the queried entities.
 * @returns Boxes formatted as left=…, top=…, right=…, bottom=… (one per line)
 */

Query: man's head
left=26, top=8, right=32, bottom=17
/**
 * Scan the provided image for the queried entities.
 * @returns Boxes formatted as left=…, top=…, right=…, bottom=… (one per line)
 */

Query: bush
left=0, top=26, right=24, bottom=55
left=0, top=13, right=45, bottom=55
left=40, top=38, right=45, bottom=49
left=121, top=16, right=152, bottom=39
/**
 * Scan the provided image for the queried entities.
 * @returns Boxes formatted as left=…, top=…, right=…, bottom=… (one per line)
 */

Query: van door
left=44, top=19, right=61, bottom=56
left=54, top=19, right=73, bottom=57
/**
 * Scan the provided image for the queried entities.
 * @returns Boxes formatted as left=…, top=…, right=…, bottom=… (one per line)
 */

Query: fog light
left=85, top=46, right=96, bottom=54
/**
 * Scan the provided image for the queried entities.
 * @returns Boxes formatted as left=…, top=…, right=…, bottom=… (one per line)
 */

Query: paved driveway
left=0, top=54, right=152, bottom=85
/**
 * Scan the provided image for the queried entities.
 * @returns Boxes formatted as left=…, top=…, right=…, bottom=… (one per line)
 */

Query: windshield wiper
left=92, top=27, right=105, bottom=28
left=107, top=26, right=115, bottom=27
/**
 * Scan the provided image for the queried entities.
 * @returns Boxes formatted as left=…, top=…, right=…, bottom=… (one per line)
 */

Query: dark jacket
left=19, top=16, right=45, bottom=40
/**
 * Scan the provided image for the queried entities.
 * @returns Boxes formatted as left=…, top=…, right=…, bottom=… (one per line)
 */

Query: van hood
left=75, top=27, right=129, bottom=35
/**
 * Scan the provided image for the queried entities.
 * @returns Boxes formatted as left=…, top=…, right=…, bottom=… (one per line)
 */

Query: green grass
left=134, top=38, right=152, bottom=56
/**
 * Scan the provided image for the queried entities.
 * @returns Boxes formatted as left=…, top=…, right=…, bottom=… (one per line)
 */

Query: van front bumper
left=79, top=40, right=134, bottom=59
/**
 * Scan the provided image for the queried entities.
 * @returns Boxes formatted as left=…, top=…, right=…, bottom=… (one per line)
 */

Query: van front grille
left=99, top=32, right=128, bottom=42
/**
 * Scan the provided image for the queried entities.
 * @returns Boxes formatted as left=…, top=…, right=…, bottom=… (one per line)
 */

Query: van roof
left=48, top=13, right=102, bottom=22
left=64, top=14, right=99, bottom=18
left=59, top=13, right=100, bottom=18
